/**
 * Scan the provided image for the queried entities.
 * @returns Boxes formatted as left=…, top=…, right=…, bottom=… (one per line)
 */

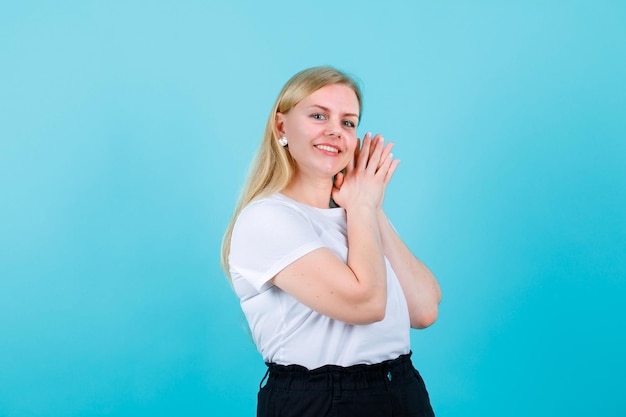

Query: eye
left=343, top=120, right=356, bottom=128
left=311, top=113, right=326, bottom=120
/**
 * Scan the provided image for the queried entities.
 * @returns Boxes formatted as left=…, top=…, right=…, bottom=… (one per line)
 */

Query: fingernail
left=389, top=153, right=393, bottom=159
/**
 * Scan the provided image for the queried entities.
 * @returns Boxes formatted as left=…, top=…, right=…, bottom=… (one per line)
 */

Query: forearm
left=378, top=210, right=441, bottom=328
left=345, top=206, right=387, bottom=315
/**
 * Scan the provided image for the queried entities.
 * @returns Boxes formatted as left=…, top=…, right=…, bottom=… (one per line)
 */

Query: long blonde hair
left=221, top=66, right=362, bottom=278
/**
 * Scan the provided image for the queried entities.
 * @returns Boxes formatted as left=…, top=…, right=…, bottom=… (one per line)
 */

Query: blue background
left=1, top=1, right=625, bottom=416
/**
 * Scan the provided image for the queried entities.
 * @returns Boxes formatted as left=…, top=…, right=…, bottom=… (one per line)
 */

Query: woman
left=221, top=66, right=442, bottom=417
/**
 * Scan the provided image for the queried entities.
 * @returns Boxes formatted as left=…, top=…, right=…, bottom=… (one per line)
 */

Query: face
left=276, top=83, right=360, bottom=181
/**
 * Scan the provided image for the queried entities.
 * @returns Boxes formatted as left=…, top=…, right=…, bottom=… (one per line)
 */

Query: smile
left=315, top=145, right=340, bottom=153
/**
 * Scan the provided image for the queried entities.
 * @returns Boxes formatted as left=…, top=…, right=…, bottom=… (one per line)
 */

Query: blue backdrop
left=1, top=1, right=625, bottom=416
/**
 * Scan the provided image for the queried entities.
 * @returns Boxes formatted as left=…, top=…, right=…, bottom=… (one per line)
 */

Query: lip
left=314, top=143, right=341, bottom=154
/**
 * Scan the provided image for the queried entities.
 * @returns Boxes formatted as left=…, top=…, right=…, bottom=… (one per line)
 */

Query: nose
left=326, top=120, right=342, bottom=137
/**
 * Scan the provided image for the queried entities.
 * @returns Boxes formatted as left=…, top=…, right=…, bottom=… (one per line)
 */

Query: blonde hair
left=220, top=66, right=362, bottom=278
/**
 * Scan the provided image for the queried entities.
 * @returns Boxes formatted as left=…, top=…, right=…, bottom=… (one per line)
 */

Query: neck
left=281, top=174, right=334, bottom=209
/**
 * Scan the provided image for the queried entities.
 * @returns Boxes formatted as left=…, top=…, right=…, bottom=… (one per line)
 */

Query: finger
left=347, top=137, right=360, bottom=173
left=378, top=142, right=394, bottom=170
left=369, top=133, right=383, bottom=159
left=358, top=132, right=372, bottom=170
left=375, top=151, right=393, bottom=178
left=346, top=138, right=362, bottom=173
left=366, top=134, right=385, bottom=173
left=334, top=171, right=344, bottom=189
left=384, top=159, right=400, bottom=185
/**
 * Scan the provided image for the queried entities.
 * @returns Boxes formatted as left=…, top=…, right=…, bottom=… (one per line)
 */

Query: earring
left=278, top=136, right=288, bottom=147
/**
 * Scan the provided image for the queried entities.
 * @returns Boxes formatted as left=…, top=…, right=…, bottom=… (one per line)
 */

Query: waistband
left=262, top=352, right=415, bottom=391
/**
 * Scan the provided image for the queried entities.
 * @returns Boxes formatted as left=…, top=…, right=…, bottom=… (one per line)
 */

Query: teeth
left=315, top=145, right=339, bottom=153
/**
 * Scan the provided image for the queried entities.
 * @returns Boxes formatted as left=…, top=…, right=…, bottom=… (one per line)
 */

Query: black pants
left=257, top=353, right=435, bottom=417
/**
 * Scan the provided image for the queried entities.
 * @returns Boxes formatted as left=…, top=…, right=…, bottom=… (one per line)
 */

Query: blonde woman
left=222, top=66, right=441, bottom=417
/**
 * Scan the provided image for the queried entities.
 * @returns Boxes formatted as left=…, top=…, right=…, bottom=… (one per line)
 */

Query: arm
left=272, top=207, right=386, bottom=325
left=272, top=134, right=393, bottom=325
left=378, top=210, right=442, bottom=328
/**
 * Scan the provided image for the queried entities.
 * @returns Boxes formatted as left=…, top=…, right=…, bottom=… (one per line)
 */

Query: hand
left=332, top=132, right=400, bottom=211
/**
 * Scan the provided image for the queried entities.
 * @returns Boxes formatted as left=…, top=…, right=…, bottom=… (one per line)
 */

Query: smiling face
left=276, top=83, right=360, bottom=183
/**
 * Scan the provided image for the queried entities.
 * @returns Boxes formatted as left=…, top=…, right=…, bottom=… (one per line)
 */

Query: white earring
left=278, top=136, right=288, bottom=147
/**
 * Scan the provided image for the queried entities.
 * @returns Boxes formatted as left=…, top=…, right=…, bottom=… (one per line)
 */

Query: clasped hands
left=332, top=132, right=400, bottom=211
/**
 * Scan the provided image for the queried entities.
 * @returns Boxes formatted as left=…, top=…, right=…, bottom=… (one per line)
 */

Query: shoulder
left=235, top=194, right=310, bottom=231
left=229, top=194, right=327, bottom=290
left=232, top=194, right=317, bottom=243
left=239, top=194, right=307, bottom=218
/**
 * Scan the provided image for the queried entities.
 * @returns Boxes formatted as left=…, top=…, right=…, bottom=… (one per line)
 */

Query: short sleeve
left=229, top=199, right=324, bottom=292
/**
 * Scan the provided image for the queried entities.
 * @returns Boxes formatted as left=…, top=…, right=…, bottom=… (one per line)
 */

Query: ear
left=275, top=112, right=286, bottom=137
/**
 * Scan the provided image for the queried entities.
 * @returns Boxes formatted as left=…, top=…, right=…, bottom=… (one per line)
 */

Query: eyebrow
left=308, top=105, right=359, bottom=120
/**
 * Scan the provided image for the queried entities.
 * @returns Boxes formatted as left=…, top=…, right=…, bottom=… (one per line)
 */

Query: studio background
left=1, top=1, right=625, bottom=416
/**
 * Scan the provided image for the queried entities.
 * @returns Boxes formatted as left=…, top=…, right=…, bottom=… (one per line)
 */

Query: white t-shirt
left=229, top=193, right=410, bottom=370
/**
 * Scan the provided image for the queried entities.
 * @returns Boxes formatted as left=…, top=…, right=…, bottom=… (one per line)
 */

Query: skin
left=272, top=83, right=441, bottom=327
